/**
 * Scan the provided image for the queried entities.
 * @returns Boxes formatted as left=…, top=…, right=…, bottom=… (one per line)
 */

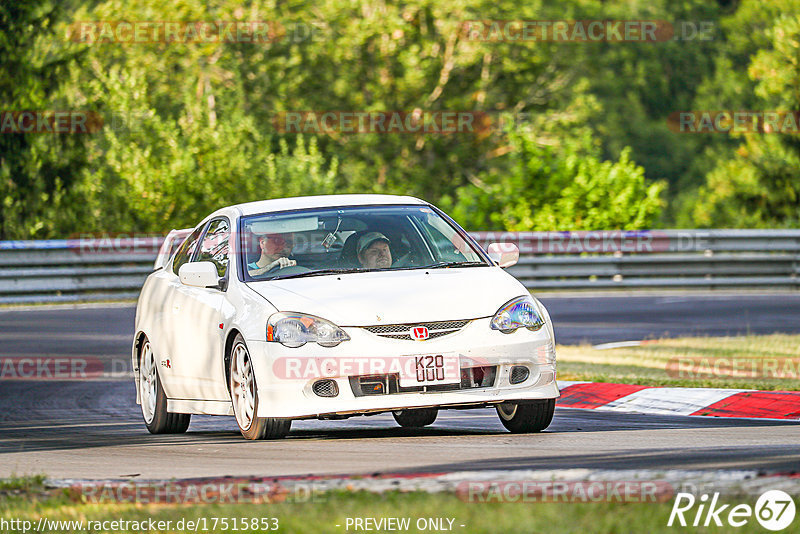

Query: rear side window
left=195, top=218, right=230, bottom=277
left=172, top=225, right=205, bottom=275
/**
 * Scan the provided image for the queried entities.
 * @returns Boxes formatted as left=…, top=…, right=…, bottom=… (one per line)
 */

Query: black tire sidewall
left=143, top=368, right=169, bottom=433
left=392, top=407, right=438, bottom=427
left=496, top=399, right=556, bottom=433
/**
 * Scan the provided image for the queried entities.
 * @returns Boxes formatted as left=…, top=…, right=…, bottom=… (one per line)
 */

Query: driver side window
left=195, top=218, right=230, bottom=277
left=172, top=225, right=205, bottom=275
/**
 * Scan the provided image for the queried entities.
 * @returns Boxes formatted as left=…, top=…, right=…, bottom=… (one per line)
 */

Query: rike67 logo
left=668, top=490, right=796, bottom=531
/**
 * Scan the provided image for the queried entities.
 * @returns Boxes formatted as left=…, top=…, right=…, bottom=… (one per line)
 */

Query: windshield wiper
left=423, top=261, right=487, bottom=269
left=268, top=267, right=368, bottom=280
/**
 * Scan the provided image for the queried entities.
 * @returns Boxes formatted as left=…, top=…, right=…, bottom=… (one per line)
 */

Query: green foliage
left=0, top=0, right=86, bottom=239
left=60, top=0, right=345, bottom=234
left=682, top=5, right=800, bottom=227
left=72, top=64, right=341, bottom=233
left=2, top=0, right=799, bottom=237
left=577, top=0, right=723, bottom=193
left=444, top=128, right=664, bottom=231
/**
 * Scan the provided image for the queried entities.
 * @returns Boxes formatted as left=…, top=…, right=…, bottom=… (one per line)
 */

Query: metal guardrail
left=0, top=230, right=798, bottom=303
left=0, top=237, right=160, bottom=304
left=470, top=230, right=800, bottom=290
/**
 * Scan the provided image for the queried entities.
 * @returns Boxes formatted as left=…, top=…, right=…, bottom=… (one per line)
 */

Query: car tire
left=229, top=334, right=291, bottom=440
left=496, top=399, right=555, bottom=433
left=392, top=408, right=438, bottom=428
left=139, top=337, right=191, bottom=434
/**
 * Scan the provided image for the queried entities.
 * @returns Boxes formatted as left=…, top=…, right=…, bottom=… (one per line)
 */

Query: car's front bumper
left=246, top=318, right=559, bottom=419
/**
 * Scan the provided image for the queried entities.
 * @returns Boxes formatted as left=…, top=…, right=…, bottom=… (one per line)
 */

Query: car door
left=165, top=218, right=231, bottom=401
left=155, top=222, right=204, bottom=387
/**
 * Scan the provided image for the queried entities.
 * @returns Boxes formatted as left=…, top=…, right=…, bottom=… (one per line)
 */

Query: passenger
left=248, top=233, right=296, bottom=276
left=356, top=232, right=392, bottom=269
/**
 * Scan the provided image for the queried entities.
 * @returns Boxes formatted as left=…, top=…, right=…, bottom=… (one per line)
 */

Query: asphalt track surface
left=0, top=294, right=798, bottom=480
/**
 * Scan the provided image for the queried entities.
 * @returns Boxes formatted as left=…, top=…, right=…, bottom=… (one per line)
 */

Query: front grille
left=363, top=320, right=471, bottom=341
left=350, top=366, right=497, bottom=397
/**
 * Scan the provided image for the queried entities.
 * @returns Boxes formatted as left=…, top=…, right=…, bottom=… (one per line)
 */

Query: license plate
left=399, top=353, right=461, bottom=388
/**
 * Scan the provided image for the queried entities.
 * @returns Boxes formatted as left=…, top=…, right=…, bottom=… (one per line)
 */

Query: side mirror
left=178, top=261, right=221, bottom=288
left=487, top=243, right=520, bottom=268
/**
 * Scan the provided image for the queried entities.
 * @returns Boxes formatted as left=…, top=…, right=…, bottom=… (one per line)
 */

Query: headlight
left=490, top=296, right=545, bottom=333
left=266, top=313, right=350, bottom=348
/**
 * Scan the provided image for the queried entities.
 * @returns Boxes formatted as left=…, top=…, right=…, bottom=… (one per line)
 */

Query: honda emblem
left=411, top=326, right=429, bottom=340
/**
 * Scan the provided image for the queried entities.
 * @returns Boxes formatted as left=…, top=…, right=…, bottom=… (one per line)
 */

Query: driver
left=248, top=233, right=296, bottom=276
left=357, top=232, right=392, bottom=269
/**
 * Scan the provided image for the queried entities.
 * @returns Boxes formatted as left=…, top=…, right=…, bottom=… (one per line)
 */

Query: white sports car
left=133, top=195, right=559, bottom=439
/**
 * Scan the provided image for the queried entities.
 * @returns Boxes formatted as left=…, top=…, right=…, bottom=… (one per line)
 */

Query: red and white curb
left=557, top=381, right=800, bottom=420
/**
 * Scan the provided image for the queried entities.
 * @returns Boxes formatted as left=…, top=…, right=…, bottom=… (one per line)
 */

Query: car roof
left=232, top=194, right=428, bottom=217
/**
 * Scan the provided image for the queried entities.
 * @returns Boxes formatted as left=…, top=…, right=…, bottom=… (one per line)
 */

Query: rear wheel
left=496, top=399, right=555, bottom=433
left=392, top=407, right=438, bottom=428
left=229, top=334, right=291, bottom=440
left=139, top=338, right=190, bottom=434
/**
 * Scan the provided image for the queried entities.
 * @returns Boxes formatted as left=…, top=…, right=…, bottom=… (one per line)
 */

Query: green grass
left=0, top=475, right=46, bottom=492
left=0, top=480, right=776, bottom=533
left=557, top=334, right=800, bottom=390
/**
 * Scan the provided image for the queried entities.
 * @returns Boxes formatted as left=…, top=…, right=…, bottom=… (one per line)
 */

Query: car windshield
left=239, top=205, right=488, bottom=281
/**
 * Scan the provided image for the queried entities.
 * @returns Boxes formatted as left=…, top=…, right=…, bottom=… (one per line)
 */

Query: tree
left=441, top=104, right=664, bottom=231
left=684, top=5, right=800, bottom=227
left=0, top=1, right=85, bottom=238
left=70, top=65, right=341, bottom=233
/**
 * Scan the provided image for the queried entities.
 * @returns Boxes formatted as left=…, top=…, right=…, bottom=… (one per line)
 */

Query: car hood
left=245, top=267, right=527, bottom=326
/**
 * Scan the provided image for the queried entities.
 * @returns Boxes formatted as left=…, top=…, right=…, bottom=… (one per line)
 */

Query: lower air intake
left=312, top=379, right=339, bottom=397
left=349, top=366, right=497, bottom=397
left=509, top=365, right=530, bottom=384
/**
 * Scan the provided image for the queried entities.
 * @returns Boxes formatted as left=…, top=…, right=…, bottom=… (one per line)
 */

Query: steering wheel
left=392, top=252, right=415, bottom=268
left=250, top=263, right=311, bottom=278
left=270, top=264, right=311, bottom=275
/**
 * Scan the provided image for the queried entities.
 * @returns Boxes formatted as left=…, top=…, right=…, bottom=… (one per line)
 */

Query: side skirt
left=168, top=398, right=234, bottom=416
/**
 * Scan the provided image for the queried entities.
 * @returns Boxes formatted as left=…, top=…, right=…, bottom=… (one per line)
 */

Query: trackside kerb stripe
left=556, top=382, right=650, bottom=409
left=557, top=382, right=800, bottom=420
left=600, top=387, right=744, bottom=416
left=692, top=391, right=800, bottom=419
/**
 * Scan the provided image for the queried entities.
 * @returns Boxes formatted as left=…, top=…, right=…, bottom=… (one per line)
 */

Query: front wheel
left=229, top=334, right=291, bottom=440
left=496, top=399, right=555, bottom=433
left=392, top=407, right=438, bottom=428
left=139, top=337, right=190, bottom=434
